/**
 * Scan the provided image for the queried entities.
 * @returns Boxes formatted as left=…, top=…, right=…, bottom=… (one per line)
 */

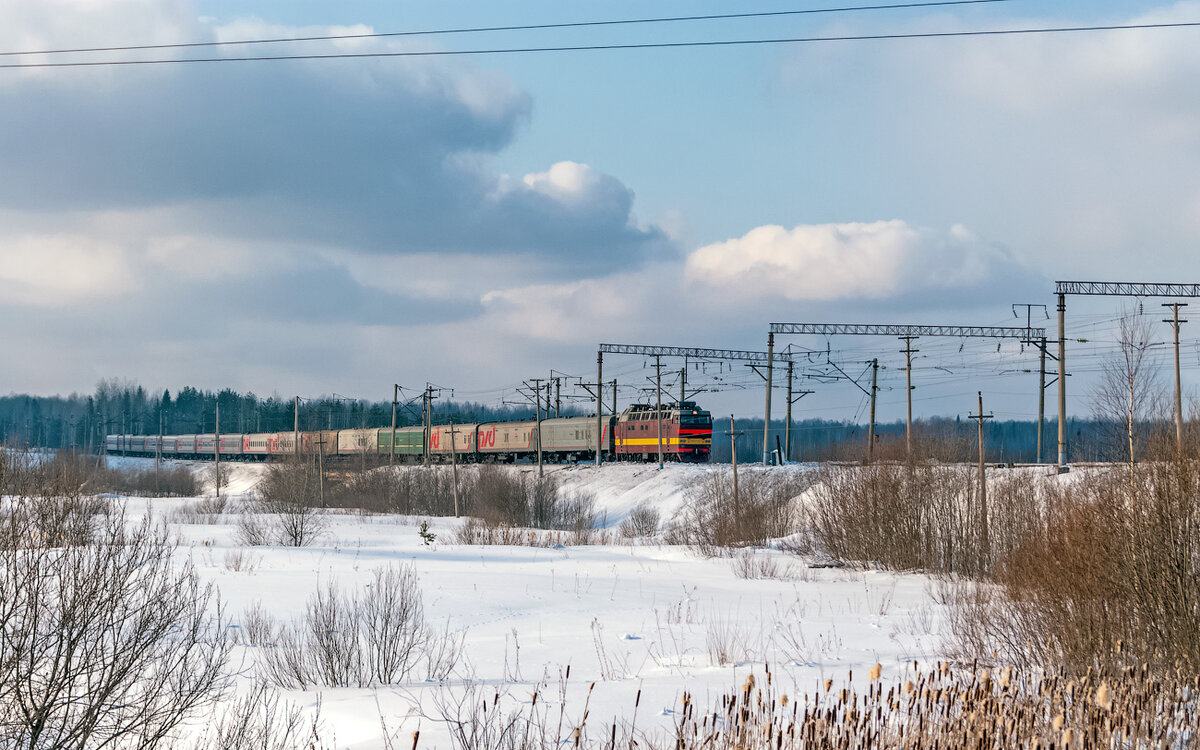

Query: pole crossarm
left=599, top=343, right=792, bottom=363
left=1055, top=281, right=1200, bottom=297
left=770, top=323, right=1045, bottom=339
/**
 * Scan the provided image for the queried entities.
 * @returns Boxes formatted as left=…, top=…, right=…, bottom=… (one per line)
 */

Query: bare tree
left=1092, top=309, right=1165, bottom=474
left=0, top=508, right=233, bottom=749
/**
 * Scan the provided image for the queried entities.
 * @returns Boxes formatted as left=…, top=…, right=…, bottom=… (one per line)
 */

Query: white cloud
left=683, top=220, right=1011, bottom=302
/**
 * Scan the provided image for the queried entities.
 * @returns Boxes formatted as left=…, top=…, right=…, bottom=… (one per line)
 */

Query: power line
left=0, top=1, right=1021, bottom=58
left=4, top=20, right=1199, bottom=69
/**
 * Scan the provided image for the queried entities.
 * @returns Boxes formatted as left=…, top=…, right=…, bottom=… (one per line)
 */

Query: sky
left=1, top=0, right=1198, bottom=425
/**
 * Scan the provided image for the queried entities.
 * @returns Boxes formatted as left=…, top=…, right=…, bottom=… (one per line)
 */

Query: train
left=105, top=401, right=713, bottom=464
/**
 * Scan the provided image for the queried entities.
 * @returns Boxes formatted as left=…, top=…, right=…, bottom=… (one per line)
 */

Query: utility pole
left=1163, top=303, right=1188, bottom=452
left=867, top=358, right=878, bottom=464
left=525, top=379, right=546, bottom=476
left=554, top=376, right=561, bottom=418
left=307, top=431, right=319, bottom=505
left=763, top=332, right=774, bottom=466
left=655, top=355, right=664, bottom=469
left=390, top=384, right=398, bottom=466
left=611, top=379, right=617, bottom=417
left=1057, top=293, right=1067, bottom=471
left=1038, top=339, right=1047, bottom=464
left=293, top=396, right=300, bottom=459
left=448, top=421, right=460, bottom=517
left=968, top=392, right=993, bottom=571
left=725, top=416, right=743, bottom=524
left=899, top=336, right=919, bottom=458
left=595, top=350, right=604, bottom=467
left=785, top=360, right=793, bottom=462
left=214, top=403, right=220, bottom=500
left=156, top=411, right=162, bottom=495
left=1014, top=303, right=1050, bottom=465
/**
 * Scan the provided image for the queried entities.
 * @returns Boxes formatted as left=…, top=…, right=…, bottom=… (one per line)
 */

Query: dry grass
left=434, top=661, right=1200, bottom=749
left=668, top=470, right=805, bottom=555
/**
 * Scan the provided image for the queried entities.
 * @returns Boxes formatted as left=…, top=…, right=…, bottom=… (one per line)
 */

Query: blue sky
left=1, top=0, right=1196, bottom=424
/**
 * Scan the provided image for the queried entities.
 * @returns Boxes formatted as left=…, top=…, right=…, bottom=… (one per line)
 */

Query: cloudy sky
left=1, top=0, right=1196, bottom=423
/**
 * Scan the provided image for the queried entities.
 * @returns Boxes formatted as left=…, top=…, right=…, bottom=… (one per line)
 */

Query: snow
left=104, top=457, right=951, bottom=748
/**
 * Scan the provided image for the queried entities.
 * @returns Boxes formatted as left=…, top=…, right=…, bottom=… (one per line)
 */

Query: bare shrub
left=329, top=466, right=466, bottom=516
left=187, top=680, right=326, bottom=750
left=669, top=470, right=802, bottom=554
left=255, top=460, right=327, bottom=547
left=174, top=494, right=230, bottom=525
left=235, top=506, right=273, bottom=547
left=619, top=504, right=660, bottom=538
left=730, top=548, right=790, bottom=580
left=0, top=510, right=232, bottom=749
left=256, top=564, right=463, bottom=689
left=947, top=455, right=1200, bottom=672
left=705, top=612, right=759, bottom=666
left=807, top=462, right=1043, bottom=577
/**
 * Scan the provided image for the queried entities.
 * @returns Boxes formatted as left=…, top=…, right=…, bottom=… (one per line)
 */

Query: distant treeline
left=719, top=416, right=1137, bottom=465
left=0, top=379, right=1138, bottom=463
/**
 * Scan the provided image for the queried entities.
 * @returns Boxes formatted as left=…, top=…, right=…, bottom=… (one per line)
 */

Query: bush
left=807, top=463, right=1050, bottom=577
left=0, top=509, right=232, bottom=748
left=668, top=470, right=802, bottom=554
left=619, top=504, right=660, bottom=538
left=247, top=459, right=327, bottom=547
left=949, top=459, right=1200, bottom=671
left=256, top=564, right=464, bottom=689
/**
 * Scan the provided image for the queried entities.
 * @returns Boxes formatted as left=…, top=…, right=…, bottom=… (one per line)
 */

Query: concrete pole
left=785, top=359, right=794, bottom=462
left=156, top=411, right=161, bottom=495
left=729, top=415, right=740, bottom=520
left=1057, top=293, right=1067, bottom=471
left=293, top=396, right=300, bottom=459
left=422, top=387, right=430, bottom=468
left=867, top=358, right=878, bottom=464
left=1163, top=303, right=1188, bottom=452
left=536, top=383, right=544, bottom=477
left=1037, top=339, right=1046, bottom=464
left=655, top=355, right=664, bottom=469
left=214, top=403, right=220, bottom=500
left=596, top=350, right=603, bottom=467
left=390, top=384, right=398, bottom=466
left=762, top=332, right=774, bottom=466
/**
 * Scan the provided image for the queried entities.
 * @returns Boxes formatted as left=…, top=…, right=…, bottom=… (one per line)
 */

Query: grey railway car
left=429, top=423, right=477, bottom=457
left=536, top=416, right=605, bottom=460
left=337, top=428, right=378, bottom=454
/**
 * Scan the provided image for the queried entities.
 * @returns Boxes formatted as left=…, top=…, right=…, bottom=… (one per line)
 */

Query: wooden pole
left=449, top=421, right=460, bottom=517
left=1163, top=303, right=1188, bottom=452
left=867, top=358, right=878, bottom=464
left=899, top=336, right=918, bottom=459
left=969, top=392, right=993, bottom=571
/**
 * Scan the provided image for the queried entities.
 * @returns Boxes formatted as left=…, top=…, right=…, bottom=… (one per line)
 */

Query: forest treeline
left=1, top=379, right=1130, bottom=463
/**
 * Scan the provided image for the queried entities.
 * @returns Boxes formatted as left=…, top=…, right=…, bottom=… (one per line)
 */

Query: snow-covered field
left=109, top=457, right=952, bottom=748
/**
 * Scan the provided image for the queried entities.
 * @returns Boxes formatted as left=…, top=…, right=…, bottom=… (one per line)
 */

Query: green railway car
left=376, top=426, right=424, bottom=457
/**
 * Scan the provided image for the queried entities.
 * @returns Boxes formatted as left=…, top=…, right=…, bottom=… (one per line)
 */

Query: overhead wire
left=3, top=21, right=1200, bottom=69
left=0, top=0, right=1025, bottom=58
